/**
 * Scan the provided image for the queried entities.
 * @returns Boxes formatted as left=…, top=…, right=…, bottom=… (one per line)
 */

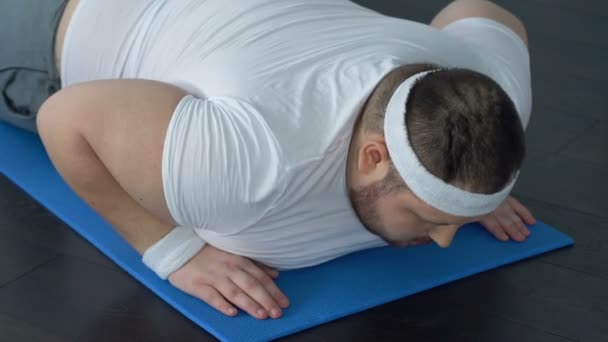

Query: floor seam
left=513, top=194, right=608, bottom=220
left=0, top=255, right=60, bottom=290
left=554, top=119, right=601, bottom=155
left=486, top=311, right=579, bottom=342
left=539, top=260, right=608, bottom=281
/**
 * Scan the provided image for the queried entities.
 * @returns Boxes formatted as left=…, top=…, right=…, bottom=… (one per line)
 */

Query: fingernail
left=228, top=308, right=236, bottom=315
left=257, top=309, right=266, bottom=317
left=280, top=298, right=289, bottom=308
left=271, top=308, right=280, bottom=318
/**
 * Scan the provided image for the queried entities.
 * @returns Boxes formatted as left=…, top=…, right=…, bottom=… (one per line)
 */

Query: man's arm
left=37, top=79, right=288, bottom=319
left=38, top=79, right=184, bottom=253
left=430, top=2, right=536, bottom=241
left=431, top=0, right=528, bottom=47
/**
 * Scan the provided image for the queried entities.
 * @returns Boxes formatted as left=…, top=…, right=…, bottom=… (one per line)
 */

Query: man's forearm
left=52, top=138, right=173, bottom=254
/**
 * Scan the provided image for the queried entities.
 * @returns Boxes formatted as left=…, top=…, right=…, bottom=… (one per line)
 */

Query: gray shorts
left=0, top=0, right=69, bottom=133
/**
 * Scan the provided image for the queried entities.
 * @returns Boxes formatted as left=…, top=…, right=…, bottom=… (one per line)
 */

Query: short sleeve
left=162, top=95, right=284, bottom=234
left=441, top=17, right=532, bottom=129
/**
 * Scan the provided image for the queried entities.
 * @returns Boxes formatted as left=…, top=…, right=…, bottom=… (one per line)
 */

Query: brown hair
left=357, top=63, right=526, bottom=194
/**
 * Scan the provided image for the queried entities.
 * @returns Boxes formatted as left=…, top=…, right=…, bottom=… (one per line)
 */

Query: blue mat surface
left=0, top=121, right=573, bottom=342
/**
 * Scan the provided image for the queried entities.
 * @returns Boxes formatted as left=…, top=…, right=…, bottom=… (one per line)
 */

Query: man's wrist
left=142, top=226, right=206, bottom=279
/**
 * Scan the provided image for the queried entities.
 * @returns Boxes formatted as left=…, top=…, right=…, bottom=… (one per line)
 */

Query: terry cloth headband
left=383, top=70, right=518, bottom=217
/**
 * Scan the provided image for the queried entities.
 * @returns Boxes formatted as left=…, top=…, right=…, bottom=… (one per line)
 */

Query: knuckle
left=197, top=287, right=217, bottom=304
left=513, top=218, right=523, bottom=227
left=209, top=293, right=226, bottom=307
left=228, top=286, right=243, bottom=300
left=486, top=222, right=500, bottom=231
left=191, top=276, right=209, bottom=290
left=218, top=259, right=236, bottom=272
left=199, top=288, right=214, bottom=302
left=225, top=262, right=240, bottom=273
left=242, top=277, right=259, bottom=292
left=240, top=260, right=255, bottom=270
left=205, top=276, right=220, bottom=288
left=500, top=218, right=511, bottom=226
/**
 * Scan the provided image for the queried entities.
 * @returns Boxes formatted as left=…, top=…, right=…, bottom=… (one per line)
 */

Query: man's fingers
left=217, top=278, right=270, bottom=319
left=496, top=215, right=526, bottom=242
left=265, top=268, right=280, bottom=279
left=513, top=214, right=531, bottom=237
left=508, top=197, right=536, bottom=225
left=244, top=262, right=290, bottom=309
left=165, top=246, right=287, bottom=320
left=481, top=215, right=509, bottom=241
left=254, top=261, right=280, bottom=279
left=521, top=224, right=531, bottom=237
left=230, top=269, right=284, bottom=318
left=191, top=284, right=237, bottom=317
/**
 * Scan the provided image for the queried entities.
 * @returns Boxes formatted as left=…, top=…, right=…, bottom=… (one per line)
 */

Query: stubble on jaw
left=347, top=165, right=406, bottom=244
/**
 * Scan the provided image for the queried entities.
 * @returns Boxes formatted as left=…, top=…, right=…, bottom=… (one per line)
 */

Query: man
left=1, top=0, right=536, bottom=320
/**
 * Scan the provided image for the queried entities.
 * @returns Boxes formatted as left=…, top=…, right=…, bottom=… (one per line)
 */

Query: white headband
left=383, top=70, right=518, bottom=217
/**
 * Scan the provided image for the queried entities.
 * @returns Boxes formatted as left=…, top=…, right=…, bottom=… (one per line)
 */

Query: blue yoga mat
left=0, top=121, right=573, bottom=342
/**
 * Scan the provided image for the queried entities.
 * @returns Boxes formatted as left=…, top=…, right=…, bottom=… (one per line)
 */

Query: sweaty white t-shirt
left=61, top=0, right=531, bottom=269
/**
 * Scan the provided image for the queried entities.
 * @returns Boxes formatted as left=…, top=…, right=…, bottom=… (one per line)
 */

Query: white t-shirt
left=61, top=0, right=531, bottom=269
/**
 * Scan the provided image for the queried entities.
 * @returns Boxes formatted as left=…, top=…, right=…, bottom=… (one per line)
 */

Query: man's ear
left=357, top=134, right=390, bottom=180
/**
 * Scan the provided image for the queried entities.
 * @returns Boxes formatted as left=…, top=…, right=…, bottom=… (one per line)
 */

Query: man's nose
left=428, top=225, right=459, bottom=248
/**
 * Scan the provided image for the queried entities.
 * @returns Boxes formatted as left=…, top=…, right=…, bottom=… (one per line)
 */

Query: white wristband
left=142, top=226, right=206, bottom=279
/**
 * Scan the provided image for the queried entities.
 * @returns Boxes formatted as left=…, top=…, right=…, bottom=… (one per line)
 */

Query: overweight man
left=0, top=0, right=536, bottom=320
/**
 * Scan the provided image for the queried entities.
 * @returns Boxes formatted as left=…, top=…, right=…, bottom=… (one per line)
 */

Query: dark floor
left=1, top=0, right=607, bottom=341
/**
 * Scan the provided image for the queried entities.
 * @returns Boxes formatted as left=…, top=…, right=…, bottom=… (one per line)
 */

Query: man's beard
left=347, top=178, right=392, bottom=242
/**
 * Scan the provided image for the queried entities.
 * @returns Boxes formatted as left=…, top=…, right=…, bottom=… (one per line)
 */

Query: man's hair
left=358, top=63, right=526, bottom=194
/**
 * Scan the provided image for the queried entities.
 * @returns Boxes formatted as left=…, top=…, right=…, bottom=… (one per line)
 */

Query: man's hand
left=479, top=196, right=536, bottom=242
left=168, top=244, right=290, bottom=319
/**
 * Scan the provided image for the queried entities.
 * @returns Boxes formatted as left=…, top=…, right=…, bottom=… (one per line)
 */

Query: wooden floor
left=1, top=0, right=606, bottom=341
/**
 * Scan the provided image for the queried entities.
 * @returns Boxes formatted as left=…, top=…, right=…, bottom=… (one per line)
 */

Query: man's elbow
left=509, top=13, right=529, bottom=47
left=432, top=0, right=529, bottom=47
